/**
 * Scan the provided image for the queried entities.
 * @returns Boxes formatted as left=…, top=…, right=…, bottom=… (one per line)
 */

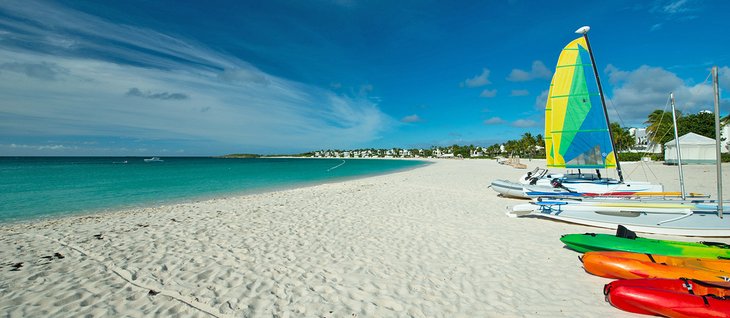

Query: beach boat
left=513, top=202, right=730, bottom=237
left=491, top=177, right=669, bottom=199
left=581, top=251, right=730, bottom=281
left=507, top=28, right=728, bottom=236
left=560, top=227, right=730, bottom=258
left=144, top=157, right=163, bottom=162
left=490, top=26, right=665, bottom=199
left=604, top=279, right=730, bottom=317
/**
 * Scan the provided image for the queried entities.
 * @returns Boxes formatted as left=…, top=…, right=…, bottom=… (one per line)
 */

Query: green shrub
left=616, top=152, right=665, bottom=162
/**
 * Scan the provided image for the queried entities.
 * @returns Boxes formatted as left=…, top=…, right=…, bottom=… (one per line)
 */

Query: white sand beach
left=2, top=159, right=730, bottom=317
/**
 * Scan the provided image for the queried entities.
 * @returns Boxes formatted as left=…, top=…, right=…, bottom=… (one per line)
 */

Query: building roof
left=664, top=132, right=715, bottom=146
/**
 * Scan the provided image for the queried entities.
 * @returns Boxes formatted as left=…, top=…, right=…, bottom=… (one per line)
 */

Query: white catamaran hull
left=519, top=209, right=730, bottom=237
left=490, top=179, right=664, bottom=199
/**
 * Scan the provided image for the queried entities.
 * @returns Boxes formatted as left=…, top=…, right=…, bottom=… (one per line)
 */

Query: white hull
left=512, top=201, right=693, bottom=215
left=509, top=201, right=730, bottom=237
left=523, top=211, right=730, bottom=237
left=489, top=179, right=535, bottom=199
left=491, top=178, right=665, bottom=199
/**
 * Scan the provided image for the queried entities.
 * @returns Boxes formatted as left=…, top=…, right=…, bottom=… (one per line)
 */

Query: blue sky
left=1, top=0, right=729, bottom=156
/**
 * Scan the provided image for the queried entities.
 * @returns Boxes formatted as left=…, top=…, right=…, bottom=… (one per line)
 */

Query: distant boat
left=112, top=160, right=128, bottom=164
left=144, top=157, right=163, bottom=162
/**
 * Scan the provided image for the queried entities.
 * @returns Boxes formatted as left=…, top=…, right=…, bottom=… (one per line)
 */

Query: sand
left=1, top=158, right=729, bottom=317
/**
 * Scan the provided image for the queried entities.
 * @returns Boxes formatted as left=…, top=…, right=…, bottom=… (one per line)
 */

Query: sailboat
left=509, top=27, right=730, bottom=237
left=491, top=26, right=665, bottom=199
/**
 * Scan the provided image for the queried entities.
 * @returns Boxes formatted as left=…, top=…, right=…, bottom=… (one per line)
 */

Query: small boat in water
left=144, top=157, right=163, bottom=162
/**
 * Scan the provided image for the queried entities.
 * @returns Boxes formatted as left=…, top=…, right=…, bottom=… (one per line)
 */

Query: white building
left=628, top=127, right=662, bottom=154
left=664, top=133, right=717, bottom=165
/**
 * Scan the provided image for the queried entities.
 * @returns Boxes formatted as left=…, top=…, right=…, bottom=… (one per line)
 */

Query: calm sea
left=0, top=157, right=428, bottom=223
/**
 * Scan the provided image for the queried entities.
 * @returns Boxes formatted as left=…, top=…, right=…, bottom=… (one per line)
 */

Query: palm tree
left=519, top=132, right=536, bottom=159
left=610, top=122, right=636, bottom=152
left=645, top=109, right=679, bottom=151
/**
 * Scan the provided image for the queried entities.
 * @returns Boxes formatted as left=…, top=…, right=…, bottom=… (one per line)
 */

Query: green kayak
left=560, top=226, right=730, bottom=259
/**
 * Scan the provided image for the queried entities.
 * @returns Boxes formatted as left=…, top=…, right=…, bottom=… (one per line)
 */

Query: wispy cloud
left=126, top=88, right=189, bottom=101
left=535, top=89, right=549, bottom=110
left=8, top=143, right=78, bottom=151
left=0, top=0, right=394, bottom=155
left=480, top=89, right=497, bottom=98
left=484, top=117, right=506, bottom=125
left=649, top=0, right=700, bottom=21
left=511, top=119, right=538, bottom=128
left=511, top=89, right=529, bottom=96
left=507, top=61, right=551, bottom=82
left=401, top=114, right=423, bottom=123
left=0, top=62, right=69, bottom=80
left=461, top=68, right=491, bottom=88
left=660, top=0, right=691, bottom=14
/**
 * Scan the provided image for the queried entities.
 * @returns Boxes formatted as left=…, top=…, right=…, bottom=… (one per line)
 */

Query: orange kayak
left=581, top=251, right=730, bottom=281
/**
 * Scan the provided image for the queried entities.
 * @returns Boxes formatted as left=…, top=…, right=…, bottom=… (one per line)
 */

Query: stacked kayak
left=604, top=279, right=730, bottom=318
left=562, top=226, right=730, bottom=317
left=560, top=231, right=730, bottom=258
left=581, top=251, right=730, bottom=281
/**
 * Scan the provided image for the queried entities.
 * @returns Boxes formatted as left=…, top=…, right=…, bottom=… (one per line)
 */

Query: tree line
left=487, top=110, right=723, bottom=159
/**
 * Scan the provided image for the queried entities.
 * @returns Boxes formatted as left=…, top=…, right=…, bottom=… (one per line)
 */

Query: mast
left=713, top=66, right=723, bottom=218
left=575, top=26, right=624, bottom=182
left=669, top=92, right=686, bottom=199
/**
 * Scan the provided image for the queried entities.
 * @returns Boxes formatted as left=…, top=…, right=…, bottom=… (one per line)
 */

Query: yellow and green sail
left=545, top=37, right=616, bottom=169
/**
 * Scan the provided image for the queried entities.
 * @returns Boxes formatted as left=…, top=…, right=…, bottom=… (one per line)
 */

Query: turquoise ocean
left=0, top=157, right=427, bottom=224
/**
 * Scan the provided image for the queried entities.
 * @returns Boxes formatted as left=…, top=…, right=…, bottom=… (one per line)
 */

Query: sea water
left=0, top=157, right=427, bottom=223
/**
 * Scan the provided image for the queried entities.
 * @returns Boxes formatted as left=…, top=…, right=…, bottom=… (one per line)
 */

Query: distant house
left=628, top=127, right=662, bottom=154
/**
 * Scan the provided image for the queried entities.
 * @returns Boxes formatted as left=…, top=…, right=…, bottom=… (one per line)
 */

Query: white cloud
left=484, top=117, right=506, bottom=125
left=511, top=89, right=529, bottom=96
left=535, top=89, right=549, bottom=110
left=604, top=64, right=723, bottom=125
left=507, top=61, right=551, bottom=82
left=480, top=89, right=497, bottom=98
left=720, top=66, right=730, bottom=91
left=218, top=68, right=270, bottom=85
left=650, top=0, right=699, bottom=21
left=126, top=87, right=189, bottom=100
left=0, top=1, right=395, bottom=154
left=512, top=119, right=538, bottom=128
left=401, top=114, right=423, bottom=123
left=0, top=62, right=69, bottom=80
left=662, top=0, right=690, bottom=14
left=9, top=143, right=77, bottom=150
left=462, top=68, right=491, bottom=88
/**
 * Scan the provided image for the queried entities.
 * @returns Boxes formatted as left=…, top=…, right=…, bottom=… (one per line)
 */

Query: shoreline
left=1, top=159, right=728, bottom=317
left=0, top=158, right=432, bottom=227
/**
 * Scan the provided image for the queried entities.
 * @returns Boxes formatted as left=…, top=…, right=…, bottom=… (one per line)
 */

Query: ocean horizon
left=0, top=157, right=428, bottom=224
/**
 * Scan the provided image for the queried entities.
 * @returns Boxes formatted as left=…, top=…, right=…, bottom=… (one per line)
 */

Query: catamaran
left=491, top=26, right=670, bottom=199
left=507, top=26, right=730, bottom=237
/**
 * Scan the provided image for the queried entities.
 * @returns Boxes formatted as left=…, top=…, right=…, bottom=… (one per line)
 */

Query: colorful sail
left=545, top=37, right=616, bottom=169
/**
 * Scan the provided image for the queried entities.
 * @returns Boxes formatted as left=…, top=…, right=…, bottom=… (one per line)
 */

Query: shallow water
left=0, top=157, right=427, bottom=223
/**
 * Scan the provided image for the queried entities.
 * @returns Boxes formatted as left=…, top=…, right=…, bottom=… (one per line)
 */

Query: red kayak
left=604, top=278, right=730, bottom=317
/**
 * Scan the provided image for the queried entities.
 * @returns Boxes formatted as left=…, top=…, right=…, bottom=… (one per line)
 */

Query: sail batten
left=545, top=37, right=615, bottom=169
